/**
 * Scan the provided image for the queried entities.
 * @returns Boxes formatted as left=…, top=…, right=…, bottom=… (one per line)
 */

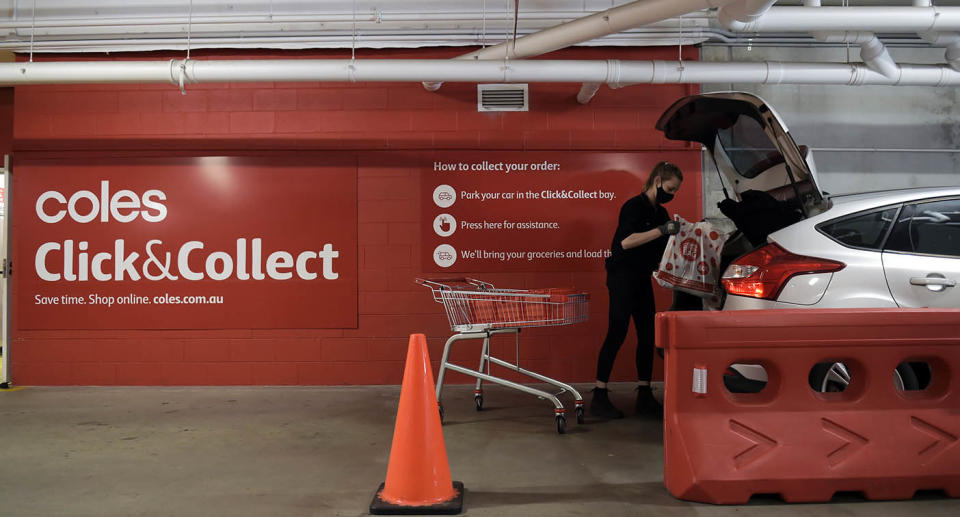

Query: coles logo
left=679, top=238, right=700, bottom=262
left=34, top=181, right=341, bottom=283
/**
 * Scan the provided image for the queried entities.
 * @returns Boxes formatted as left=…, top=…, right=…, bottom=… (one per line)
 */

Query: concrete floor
left=0, top=383, right=956, bottom=517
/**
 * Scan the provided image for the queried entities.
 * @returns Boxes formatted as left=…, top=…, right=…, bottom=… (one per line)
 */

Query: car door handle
left=910, top=276, right=957, bottom=287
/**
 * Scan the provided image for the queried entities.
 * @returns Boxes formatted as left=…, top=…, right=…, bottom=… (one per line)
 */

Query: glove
left=658, top=220, right=680, bottom=236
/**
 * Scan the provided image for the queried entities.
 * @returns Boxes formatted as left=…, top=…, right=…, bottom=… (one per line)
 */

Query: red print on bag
left=697, top=261, right=710, bottom=275
left=680, top=238, right=700, bottom=261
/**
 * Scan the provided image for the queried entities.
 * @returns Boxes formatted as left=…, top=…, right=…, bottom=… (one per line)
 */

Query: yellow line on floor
left=0, top=386, right=26, bottom=392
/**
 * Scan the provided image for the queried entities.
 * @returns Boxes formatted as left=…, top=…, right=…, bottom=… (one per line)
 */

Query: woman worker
left=590, top=161, right=683, bottom=419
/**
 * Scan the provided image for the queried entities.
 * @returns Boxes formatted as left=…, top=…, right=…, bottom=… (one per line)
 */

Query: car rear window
left=885, top=198, right=960, bottom=257
left=819, top=207, right=898, bottom=250
left=716, top=115, right=784, bottom=179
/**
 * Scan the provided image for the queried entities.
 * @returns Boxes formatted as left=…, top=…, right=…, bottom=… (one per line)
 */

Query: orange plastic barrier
left=657, top=309, right=960, bottom=504
left=370, top=334, right=463, bottom=514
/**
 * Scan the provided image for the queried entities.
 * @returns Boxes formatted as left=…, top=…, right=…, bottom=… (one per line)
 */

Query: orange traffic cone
left=369, top=334, right=464, bottom=515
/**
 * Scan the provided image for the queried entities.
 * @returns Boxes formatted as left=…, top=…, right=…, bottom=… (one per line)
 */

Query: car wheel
left=809, top=362, right=921, bottom=392
left=894, top=362, right=920, bottom=392
left=809, top=362, right=850, bottom=392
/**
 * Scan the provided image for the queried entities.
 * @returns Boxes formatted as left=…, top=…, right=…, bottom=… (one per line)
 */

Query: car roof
left=805, top=186, right=960, bottom=224
left=830, top=186, right=960, bottom=207
left=769, top=186, right=960, bottom=247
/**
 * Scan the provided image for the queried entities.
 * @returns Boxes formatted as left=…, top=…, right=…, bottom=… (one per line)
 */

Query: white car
left=656, top=92, right=960, bottom=391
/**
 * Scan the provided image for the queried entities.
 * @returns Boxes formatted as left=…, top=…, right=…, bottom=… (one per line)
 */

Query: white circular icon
left=433, top=213, right=457, bottom=237
left=433, top=185, right=457, bottom=209
left=433, top=244, right=457, bottom=268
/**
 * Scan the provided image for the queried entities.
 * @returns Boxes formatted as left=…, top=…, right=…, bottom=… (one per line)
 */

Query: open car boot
left=718, top=189, right=804, bottom=248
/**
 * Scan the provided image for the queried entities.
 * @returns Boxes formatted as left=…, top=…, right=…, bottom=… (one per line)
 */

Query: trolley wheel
left=438, top=403, right=445, bottom=424
left=556, top=415, right=567, bottom=435
left=474, top=394, right=484, bottom=411
left=575, top=406, right=584, bottom=425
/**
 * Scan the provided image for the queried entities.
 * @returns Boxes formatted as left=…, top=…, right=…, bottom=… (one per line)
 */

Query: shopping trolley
left=417, top=278, right=589, bottom=434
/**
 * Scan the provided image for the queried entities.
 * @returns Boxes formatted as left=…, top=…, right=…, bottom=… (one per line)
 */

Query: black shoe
left=589, top=388, right=624, bottom=420
left=635, top=385, right=662, bottom=416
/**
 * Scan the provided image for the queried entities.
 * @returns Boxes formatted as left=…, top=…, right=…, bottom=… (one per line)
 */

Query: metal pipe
left=859, top=34, right=900, bottom=79
left=721, top=7, right=960, bottom=33
left=0, top=31, right=714, bottom=50
left=577, top=82, right=601, bottom=104
left=425, top=0, right=735, bottom=92
left=10, top=33, right=942, bottom=53
left=462, top=0, right=732, bottom=61
left=18, top=5, right=960, bottom=37
left=917, top=23, right=960, bottom=71
left=813, top=31, right=900, bottom=79
left=1, top=58, right=960, bottom=87
left=718, top=0, right=779, bottom=24
left=0, top=11, right=714, bottom=29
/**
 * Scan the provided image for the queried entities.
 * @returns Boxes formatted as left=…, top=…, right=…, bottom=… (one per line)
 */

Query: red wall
left=10, top=46, right=701, bottom=385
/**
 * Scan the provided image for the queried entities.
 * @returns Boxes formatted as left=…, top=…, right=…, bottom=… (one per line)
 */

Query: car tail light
left=722, top=243, right=845, bottom=300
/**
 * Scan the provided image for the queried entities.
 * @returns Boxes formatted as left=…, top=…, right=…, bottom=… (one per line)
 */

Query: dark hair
left=643, top=161, right=683, bottom=190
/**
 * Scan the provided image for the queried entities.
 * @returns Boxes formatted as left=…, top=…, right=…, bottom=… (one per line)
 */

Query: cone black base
left=369, top=481, right=464, bottom=515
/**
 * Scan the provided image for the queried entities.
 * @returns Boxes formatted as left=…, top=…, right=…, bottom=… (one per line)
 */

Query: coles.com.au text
left=34, top=293, right=224, bottom=307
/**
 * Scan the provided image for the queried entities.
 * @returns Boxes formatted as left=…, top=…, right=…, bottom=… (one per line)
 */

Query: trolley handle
left=416, top=277, right=495, bottom=290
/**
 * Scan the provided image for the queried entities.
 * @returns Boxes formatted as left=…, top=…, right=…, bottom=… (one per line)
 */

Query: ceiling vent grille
left=477, top=84, right=529, bottom=112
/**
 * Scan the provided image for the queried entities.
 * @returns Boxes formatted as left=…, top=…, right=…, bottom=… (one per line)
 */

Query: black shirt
left=605, top=193, right=670, bottom=275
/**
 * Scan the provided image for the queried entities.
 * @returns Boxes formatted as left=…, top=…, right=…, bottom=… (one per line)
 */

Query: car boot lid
left=656, top=91, right=823, bottom=209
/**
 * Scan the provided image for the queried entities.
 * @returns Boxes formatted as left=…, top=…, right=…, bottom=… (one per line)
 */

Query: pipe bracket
left=605, top=59, right=623, bottom=88
left=170, top=59, right=198, bottom=92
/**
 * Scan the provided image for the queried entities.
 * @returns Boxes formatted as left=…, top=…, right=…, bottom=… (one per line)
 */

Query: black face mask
left=656, top=185, right=675, bottom=204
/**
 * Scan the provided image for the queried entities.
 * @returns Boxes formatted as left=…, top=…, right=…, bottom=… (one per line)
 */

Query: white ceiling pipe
left=2, top=58, right=960, bottom=87
left=0, top=60, right=181, bottom=83
left=574, top=0, right=776, bottom=105
left=717, top=0, right=778, bottom=25
left=721, top=7, right=960, bottom=33
left=0, top=12, right=714, bottom=29
left=943, top=44, right=960, bottom=73
left=0, top=32, right=715, bottom=53
left=7, top=16, right=710, bottom=39
left=423, top=0, right=735, bottom=91
left=14, top=26, right=711, bottom=41
left=720, top=3, right=956, bottom=75
left=576, top=82, right=601, bottom=104
left=460, top=0, right=731, bottom=61
left=813, top=31, right=900, bottom=79
left=921, top=32, right=960, bottom=71
left=858, top=35, right=900, bottom=80
left=182, top=59, right=621, bottom=84
left=623, top=61, right=960, bottom=86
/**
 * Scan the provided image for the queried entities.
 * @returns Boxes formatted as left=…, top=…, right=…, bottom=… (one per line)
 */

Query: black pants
left=595, top=269, right=656, bottom=384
